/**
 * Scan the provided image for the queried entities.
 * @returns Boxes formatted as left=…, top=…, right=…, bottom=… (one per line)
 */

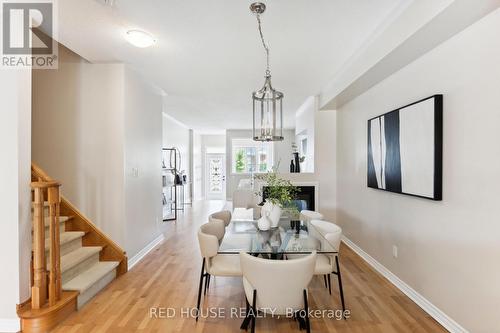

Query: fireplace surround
left=262, top=185, right=317, bottom=211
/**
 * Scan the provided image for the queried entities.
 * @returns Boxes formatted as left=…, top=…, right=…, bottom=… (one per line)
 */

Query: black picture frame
left=367, top=95, right=443, bottom=201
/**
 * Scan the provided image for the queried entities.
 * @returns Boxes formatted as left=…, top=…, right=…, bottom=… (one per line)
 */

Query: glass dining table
left=218, top=208, right=338, bottom=257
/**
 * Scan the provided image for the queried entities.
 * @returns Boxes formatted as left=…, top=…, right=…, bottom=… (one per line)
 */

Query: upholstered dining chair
left=300, top=210, right=324, bottom=222
left=196, top=220, right=241, bottom=321
left=239, top=252, right=317, bottom=333
left=233, top=189, right=262, bottom=219
left=310, top=220, right=346, bottom=316
left=209, top=210, right=232, bottom=227
left=232, top=189, right=256, bottom=209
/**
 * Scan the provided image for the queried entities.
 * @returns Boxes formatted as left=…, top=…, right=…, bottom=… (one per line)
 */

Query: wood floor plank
left=50, top=200, right=447, bottom=332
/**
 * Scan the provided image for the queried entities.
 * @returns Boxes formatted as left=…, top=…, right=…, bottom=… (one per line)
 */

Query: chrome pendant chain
left=256, top=14, right=270, bottom=76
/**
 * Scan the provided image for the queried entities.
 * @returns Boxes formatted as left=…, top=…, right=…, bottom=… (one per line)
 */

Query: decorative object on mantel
left=290, top=159, right=295, bottom=173
left=250, top=2, right=284, bottom=142
left=291, top=142, right=305, bottom=173
left=367, top=95, right=443, bottom=200
left=255, top=166, right=299, bottom=227
left=293, top=152, right=301, bottom=173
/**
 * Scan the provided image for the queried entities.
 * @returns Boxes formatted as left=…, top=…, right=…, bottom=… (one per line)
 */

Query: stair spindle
left=47, top=184, right=62, bottom=305
left=30, top=184, right=47, bottom=309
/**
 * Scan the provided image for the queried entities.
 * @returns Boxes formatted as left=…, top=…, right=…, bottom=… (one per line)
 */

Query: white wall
left=123, top=68, right=163, bottom=257
left=0, top=69, right=32, bottom=331
left=32, top=45, right=164, bottom=259
left=162, top=113, right=192, bottom=203
left=274, top=129, right=295, bottom=173
left=192, top=132, right=203, bottom=200
left=335, top=9, right=500, bottom=333
left=295, top=96, right=316, bottom=172
left=33, top=46, right=127, bottom=247
left=283, top=111, right=337, bottom=220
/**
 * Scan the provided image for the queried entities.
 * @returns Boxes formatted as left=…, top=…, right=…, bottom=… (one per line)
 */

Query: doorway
left=205, top=153, right=226, bottom=200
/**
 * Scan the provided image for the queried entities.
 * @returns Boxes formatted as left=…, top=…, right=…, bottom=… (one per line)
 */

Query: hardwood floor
left=51, top=200, right=446, bottom=333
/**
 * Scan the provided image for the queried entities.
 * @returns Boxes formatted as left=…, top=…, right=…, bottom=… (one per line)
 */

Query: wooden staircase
left=17, top=164, right=127, bottom=333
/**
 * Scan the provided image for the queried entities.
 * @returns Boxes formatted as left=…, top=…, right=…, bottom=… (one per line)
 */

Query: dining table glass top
left=218, top=208, right=338, bottom=255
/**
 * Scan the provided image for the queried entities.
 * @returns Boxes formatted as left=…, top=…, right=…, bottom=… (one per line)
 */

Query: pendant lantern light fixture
left=250, top=2, right=284, bottom=142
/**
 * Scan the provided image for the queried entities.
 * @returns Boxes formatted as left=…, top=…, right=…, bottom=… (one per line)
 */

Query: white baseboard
left=128, top=234, right=165, bottom=270
left=0, top=319, right=20, bottom=332
left=341, top=236, right=468, bottom=333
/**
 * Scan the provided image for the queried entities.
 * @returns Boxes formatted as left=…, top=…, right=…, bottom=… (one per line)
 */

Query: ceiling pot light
left=125, top=30, right=156, bottom=48
left=250, top=2, right=284, bottom=142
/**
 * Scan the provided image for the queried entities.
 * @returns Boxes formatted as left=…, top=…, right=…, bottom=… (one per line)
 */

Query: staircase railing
left=31, top=162, right=128, bottom=276
left=31, top=180, right=62, bottom=309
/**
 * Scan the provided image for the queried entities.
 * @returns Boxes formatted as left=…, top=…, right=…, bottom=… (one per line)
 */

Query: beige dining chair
left=233, top=189, right=263, bottom=219
left=310, top=219, right=345, bottom=316
left=239, top=251, right=316, bottom=333
left=300, top=210, right=324, bottom=222
left=196, top=220, right=241, bottom=321
left=233, top=189, right=257, bottom=209
left=209, top=210, right=232, bottom=227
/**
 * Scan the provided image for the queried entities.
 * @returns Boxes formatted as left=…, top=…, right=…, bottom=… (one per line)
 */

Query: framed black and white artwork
left=367, top=95, right=443, bottom=200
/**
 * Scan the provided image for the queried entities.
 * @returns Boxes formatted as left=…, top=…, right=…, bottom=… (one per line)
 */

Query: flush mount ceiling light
left=250, top=2, right=284, bottom=142
left=125, top=30, right=156, bottom=48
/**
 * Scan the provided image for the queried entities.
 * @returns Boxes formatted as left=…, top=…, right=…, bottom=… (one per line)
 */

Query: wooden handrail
left=61, top=198, right=128, bottom=276
left=19, top=163, right=127, bottom=331
left=31, top=162, right=128, bottom=275
left=31, top=181, right=61, bottom=188
left=31, top=163, right=54, bottom=182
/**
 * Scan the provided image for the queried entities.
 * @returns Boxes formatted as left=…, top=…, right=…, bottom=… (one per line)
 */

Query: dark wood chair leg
left=203, top=273, right=208, bottom=295
left=323, top=275, right=327, bottom=288
left=251, top=290, right=257, bottom=333
left=204, top=274, right=211, bottom=294
left=335, top=256, right=346, bottom=318
left=240, top=298, right=251, bottom=330
left=195, top=258, right=205, bottom=322
left=295, top=311, right=306, bottom=330
left=303, top=289, right=311, bottom=333
left=327, top=273, right=332, bottom=295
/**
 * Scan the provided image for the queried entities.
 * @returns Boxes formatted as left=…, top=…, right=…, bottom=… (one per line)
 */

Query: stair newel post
left=31, top=183, right=47, bottom=309
left=47, top=183, right=62, bottom=305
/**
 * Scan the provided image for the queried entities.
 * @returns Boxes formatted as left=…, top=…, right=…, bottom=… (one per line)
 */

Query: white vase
left=262, top=201, right=282, bottom=228
left=257, top=214, right=271, bottom=231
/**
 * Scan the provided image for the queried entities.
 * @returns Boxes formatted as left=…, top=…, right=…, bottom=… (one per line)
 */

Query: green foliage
left=235, top=150, right=245, bottom=173
left=255, top=166, right=300, bottom=213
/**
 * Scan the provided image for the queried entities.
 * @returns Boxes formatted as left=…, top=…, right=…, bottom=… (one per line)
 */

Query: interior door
left=206, top=153, right=226, bottom=200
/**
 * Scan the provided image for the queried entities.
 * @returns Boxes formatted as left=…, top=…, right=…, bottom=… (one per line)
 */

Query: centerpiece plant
left=255, top=165, right=300, bottom=226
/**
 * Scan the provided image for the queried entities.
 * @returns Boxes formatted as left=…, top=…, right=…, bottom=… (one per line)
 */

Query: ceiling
left=57, top=0, right=407, bottom=132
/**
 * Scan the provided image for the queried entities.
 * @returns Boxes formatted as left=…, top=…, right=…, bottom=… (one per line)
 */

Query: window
left=232, top=138, right=273, bottom=174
